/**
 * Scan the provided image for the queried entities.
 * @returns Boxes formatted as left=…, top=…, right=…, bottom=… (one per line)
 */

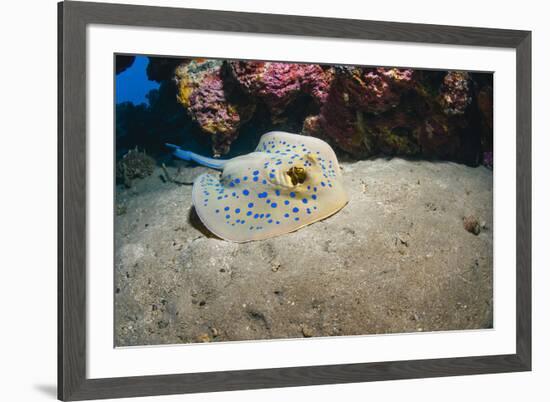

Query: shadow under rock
left=187, top=206, right=221, bottom=240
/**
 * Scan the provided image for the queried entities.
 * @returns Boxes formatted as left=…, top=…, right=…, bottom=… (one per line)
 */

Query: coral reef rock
left=303, top=67, right=416, bottom=158
left=116, top=148, right=156, bottom=188
left=175, top=59, right=255, bottom=156
left=418, top=114, right=461, bottom=160
left=169, top=58, right=491, bottom=166
left=227, top=61, right=333, bottom=121
left=340, top=67, right=415, bottom=114
left=304, top=68, right=484, bottom=164
left=439, top=71, right=472, bottom=115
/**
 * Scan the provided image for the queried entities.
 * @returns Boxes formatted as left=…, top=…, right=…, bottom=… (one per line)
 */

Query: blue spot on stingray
left=217, top=196, right=223, bottom=200
left=243, top=176, right=248, bottom=181
left=224, top=206, right=230, bottom=211
left=284, top=213, right=290, bottom=218
left=294, top=217, right=300, bottom=221
left=254, top=214, right=259, bottom=219
left=269, top=173, right=275, bottom=179
left=229, top=182, right=235, bottom=187
left=276, top=221, right=280, bottom=225
left=292, top=207, right=299, bottom=213
left=307, top=208, right=311, bottom=214
left=284, top=200, right=290, bottom=205
left=262, top=180, right=267, bottom=184
left=253, top=177, right=259, bottom=182
left=312, top=194, right=317, bottom=200
left=235, top=178, right=241, bottom=184
left=266, top=199, right=271, bottom=204
left=232, top=192, right=236, bottom=197
left=271, top=203, right=277, bottom=208
left=248, top=202, right=254, bottom=208
left=253, top=170, right=259, bottom=175
left=321, top=181, right=326, bottom=187
left=266, top=213, right=271, bottom=218
left=243, top=189, right=250, bottom=196
left=313, top=187, right=317, bottom=192
left=247, top=211, right=252, bottom=216
left=275, top=189, right=281, bottom=196
left=289, top=192, right=296, bottom=198
left=235, top=208, right=241, bottom=214
left=302, top=198, right=308, bottom=204
left=268, top=219, right=273, bottom=223
left=260, top=214, right=265, bottom=218
left=258, top=192, right=268, bottom=198
left=225, top=214, right=230, bottom=219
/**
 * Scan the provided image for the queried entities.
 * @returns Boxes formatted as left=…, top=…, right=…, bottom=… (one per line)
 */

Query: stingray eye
left=286, top=166, right=307, bottom=186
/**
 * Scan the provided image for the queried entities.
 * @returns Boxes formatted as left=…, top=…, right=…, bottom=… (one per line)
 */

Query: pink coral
left=228, top=61, right=333, bottom=120
left=342, top=67, right=415, bottom=114
left=311, top=80, right=368, bottom=157
left=302, top=68, right=415, bottom=157
left=175, top=59, right=254, bottom=155
left=187, top=74, right=242, bottom=151
left=172, top=58, right=488, bottom=164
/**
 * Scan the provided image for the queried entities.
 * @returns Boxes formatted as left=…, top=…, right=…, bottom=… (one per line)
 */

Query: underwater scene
left=115, top=55, right=493, bottom=346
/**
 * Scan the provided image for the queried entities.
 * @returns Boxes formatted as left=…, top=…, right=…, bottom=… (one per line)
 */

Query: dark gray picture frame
left=58, top=1, right=532, bottom=400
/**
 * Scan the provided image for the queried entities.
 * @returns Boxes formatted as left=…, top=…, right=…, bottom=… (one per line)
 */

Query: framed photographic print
left=58, top=1, right=531, bottom=400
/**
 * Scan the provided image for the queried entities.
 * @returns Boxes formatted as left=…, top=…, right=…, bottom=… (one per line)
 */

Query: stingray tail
left=165, top=143, right=227, bottom=170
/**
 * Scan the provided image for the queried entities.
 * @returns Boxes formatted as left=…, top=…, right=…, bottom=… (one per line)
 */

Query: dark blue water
left=116, top=56, right=159, bottom=105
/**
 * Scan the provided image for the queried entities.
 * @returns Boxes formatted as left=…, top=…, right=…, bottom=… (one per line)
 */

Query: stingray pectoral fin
left=166, top=143, right=227, bottom=170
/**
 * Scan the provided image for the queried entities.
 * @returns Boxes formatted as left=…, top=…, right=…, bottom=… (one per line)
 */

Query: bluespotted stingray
left=166, top=131, right=348, bottom=242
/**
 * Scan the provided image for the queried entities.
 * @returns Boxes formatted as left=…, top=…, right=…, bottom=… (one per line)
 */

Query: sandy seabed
left=114, top=158, right=493, bottom=346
